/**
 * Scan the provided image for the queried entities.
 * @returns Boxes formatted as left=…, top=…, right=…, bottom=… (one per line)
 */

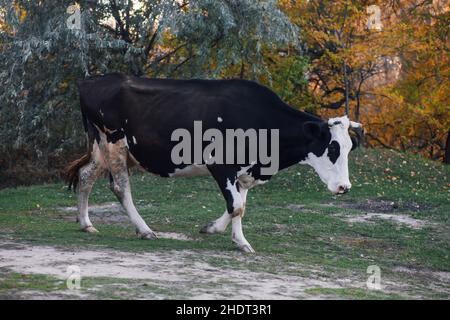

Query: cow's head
left=301, top=116, right=362, bottom=195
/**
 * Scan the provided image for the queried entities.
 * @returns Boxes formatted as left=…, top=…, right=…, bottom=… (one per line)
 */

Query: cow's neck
left=276, top=107, right=325, bottom=171
left=278, top=145, right=311, bottom=171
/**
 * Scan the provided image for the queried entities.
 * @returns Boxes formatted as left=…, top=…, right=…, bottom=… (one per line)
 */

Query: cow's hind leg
left=77, top=142, right=106, bottom=233
left=104, top=139, right=157, bottom=240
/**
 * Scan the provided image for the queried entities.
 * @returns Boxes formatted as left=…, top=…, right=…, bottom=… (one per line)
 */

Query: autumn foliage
left=277, top=0, right=449, bottom=162
left=363, top=1, right=449, bottom=161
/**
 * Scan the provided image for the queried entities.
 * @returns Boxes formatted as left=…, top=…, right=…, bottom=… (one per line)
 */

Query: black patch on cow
left=327, top=141, right=340, bottom=164
left=106, top=129, right=125, bottom=143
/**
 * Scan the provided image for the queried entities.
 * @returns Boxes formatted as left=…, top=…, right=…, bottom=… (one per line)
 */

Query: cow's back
left=79, top=74, right=287, bottom=128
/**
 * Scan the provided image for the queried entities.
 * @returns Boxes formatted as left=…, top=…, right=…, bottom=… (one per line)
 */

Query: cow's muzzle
left=337, top=185, right=350, bottom=194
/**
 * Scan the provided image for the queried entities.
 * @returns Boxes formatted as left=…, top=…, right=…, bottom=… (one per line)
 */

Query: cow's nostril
left=338, top=186, right=349, bottom=194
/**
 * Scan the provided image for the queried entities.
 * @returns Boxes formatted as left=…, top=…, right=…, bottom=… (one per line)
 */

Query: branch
left=365, top=132, right=397, bottom=150
left=109, top=0, right=132, bottom=43
left=99, top=23, right=119, bottom=37
left=169, top=56, right=193, bottom=76
left=144, top=30, right=159, bottom=57
left=152, top=43, right=188, bottom=64
left=320, top=97, right=347, bottom=110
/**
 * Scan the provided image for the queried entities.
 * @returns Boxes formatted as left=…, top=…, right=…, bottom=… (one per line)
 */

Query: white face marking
left=132, top=136, right=137, bottom=145
left=300, top=116, right=354, bottom=194
left=217, top=117, right=223, bottom=123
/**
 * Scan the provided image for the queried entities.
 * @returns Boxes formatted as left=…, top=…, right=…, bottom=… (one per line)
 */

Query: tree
left=279, top=0, right=393, bottom=121
left=364, top=0, right=449, bottom=161
left=0, top=0, right=298, bottom=181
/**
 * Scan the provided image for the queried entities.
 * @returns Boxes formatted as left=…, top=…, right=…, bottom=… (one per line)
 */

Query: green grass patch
left=0, top=148, right=448, bottom=299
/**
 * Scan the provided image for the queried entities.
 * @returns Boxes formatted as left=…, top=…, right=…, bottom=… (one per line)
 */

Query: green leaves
left=0, top=0, right=299, bottom=171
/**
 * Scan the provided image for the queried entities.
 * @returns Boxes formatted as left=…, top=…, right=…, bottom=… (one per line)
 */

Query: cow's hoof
left=199, top=221, right=216, bottom=234
left=234, top=242, right=255, bottom=253
left=83, top=226, right=99, bottom=233
left=138, top=230, right=158, bottom=240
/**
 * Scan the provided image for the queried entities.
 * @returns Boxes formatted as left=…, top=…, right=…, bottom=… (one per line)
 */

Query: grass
left=0, top=148, right=448, bottom=299
left=0, top=270, right=66, bottom=292
left=0, top=269, right=176, bottom=299
left=304, top=287, right=406, bottom=300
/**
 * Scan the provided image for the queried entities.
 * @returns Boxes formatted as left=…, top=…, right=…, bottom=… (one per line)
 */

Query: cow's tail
left=63, top=88, right=94, bottom=191
left=63, top=152, right=91, bottom=191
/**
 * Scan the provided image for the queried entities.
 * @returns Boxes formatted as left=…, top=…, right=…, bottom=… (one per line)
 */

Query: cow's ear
left=349, top=126, right=363, bottom=151
left=303, top=121, right=324, bottom=141
left=351, top=135, right=359, bottom=151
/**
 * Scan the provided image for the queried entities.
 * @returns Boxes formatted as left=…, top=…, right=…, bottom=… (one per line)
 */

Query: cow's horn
left=350, top=121, right=362, bottom=128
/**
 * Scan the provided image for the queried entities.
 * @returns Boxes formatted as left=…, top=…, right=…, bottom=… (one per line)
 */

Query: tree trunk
left=239, top=61, right=245, bottom=79
left=343, top=62, right=350, bottom=116
left=355, top=93, right=361, bottom=122
left=444, top=129, right=450, bottom=164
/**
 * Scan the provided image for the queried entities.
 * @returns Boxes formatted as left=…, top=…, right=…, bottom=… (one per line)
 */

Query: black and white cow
left=65, top=73, right=361, bottom=253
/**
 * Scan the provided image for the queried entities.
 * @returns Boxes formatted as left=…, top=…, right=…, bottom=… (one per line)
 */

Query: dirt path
left=0, top=240, right=354, bottom=299
left=1, top=239, right=449, bottom=299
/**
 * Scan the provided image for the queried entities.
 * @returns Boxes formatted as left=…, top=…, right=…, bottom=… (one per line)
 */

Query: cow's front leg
left=200, top=210, right=232, bottom=234
left=230, top=188, right=254, bottom=253
left=208, top=165, right=254, bottom=253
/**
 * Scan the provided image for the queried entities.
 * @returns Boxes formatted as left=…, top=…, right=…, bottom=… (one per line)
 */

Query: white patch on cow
left=217, top=117, right=223, bottom=123
left=168, top=164, right=209, bottom=178
left=231, top=215, right=254, bottom=252
left=300, top=116, right=355, bottom=194
left=226, top=179, right=243, bottom=212
left=208, top=210, right=232, bottom=233
left=237, top=161, right=256, bottom=177
left=121, top=190, right=153, bottom=236
left=238, top=175, right=254, bottom=189
left=237, top=175, right=268, bottom=190
left=254, top=179, right=268, bottom=186
left=132, top=136, right=137, bottom=145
